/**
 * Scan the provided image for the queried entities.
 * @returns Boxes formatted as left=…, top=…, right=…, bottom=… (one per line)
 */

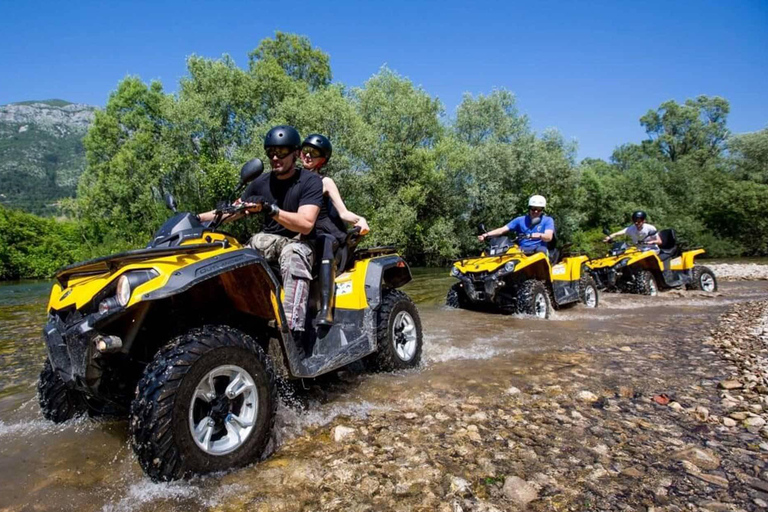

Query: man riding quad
left=38, top=126, right=423, bottom=482
left=588, top=210, right=717, bottom=295
left=478, top=195, right=554, bottom=255
left=199, top=125, right=322, bottom=343
left=603, top=210, right=662, bottom=252
left=448, top=195, right=598, bottom=318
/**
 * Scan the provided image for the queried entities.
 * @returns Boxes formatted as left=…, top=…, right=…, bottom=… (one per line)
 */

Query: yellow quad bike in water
left=446, top=220, right=599, bottom=318
left=586, top=228, right=717, bottom=296
left=38, top=160, right=422, bottom=481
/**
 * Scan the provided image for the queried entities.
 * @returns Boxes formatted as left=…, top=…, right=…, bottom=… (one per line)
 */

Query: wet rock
left=577, top=391, right=598, bottom=403
left=719, top=380, right=743, bottom=390
left=694, top=406, right=710, bottom=421
left=502, top=476, right=538, bottom=506
left=673, top=447, right=721, bottom=470
left=333, top=425, right=355, bottom=442
left=449, top=476, right=472, bottom=495
left=744, top=416, right=766, bottom=429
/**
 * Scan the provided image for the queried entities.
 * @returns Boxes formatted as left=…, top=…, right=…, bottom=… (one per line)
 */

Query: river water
left=1, top=269, right=767, bottom=511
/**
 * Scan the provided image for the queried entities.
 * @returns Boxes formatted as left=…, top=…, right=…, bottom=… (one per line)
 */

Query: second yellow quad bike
left=446, top=220, right=599, bottom=318
left=37, top=160, right=422, bottom=481
left=586, top=228, right=717, bottom=296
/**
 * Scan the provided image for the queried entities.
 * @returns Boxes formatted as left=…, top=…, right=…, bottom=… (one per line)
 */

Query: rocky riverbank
left=201, top=300, right=768, bottom=512
left=708, top=264, right=768, bottom=281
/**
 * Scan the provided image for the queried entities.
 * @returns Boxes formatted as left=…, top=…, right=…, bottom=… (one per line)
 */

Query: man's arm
left=604, top=227, right=628, bottom=241
left=478, top=225, right=511, bottom=242
left=532, top=229, right=554, bottom=242
left=271, top=204, right=320, bottom=235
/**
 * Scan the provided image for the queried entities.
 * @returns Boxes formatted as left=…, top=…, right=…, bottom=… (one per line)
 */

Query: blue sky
left=1, top=0, right=766, bottom=160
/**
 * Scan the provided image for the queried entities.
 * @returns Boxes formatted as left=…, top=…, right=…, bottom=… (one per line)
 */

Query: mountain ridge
left=0, top=100, right=97, bottom=215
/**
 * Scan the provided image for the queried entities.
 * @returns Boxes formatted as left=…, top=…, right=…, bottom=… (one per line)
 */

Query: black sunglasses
left=265, top=146, right=295, bottom=159
left=529, top=207, right=543, bottom=213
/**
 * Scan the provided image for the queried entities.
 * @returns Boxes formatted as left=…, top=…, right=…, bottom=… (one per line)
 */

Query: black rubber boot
left=316, top=260, right=336, bottom=327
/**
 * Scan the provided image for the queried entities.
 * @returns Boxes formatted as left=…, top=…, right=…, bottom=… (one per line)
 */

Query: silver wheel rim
left=534, top=293, right=548, bottom=318
left=584, top=286, right=597, bottom=308
left=701, top=273, right=715, bottom=292
left=393, top=311, right=418, bottom=361
left=188, top=365, right=258, bottom=456
left=649, top=277, right=658, bottom=296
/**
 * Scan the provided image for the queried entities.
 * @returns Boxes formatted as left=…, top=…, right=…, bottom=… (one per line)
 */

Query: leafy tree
left=728, top=128, right=768, bottom=184
left=248, top=32, right=332, bottom=91
left=639, top=95, right=729, bottom=163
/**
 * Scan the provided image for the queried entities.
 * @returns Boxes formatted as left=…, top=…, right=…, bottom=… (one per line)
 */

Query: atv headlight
left=113, top=269, right=160, bottom=308
left=504, top=261, right=516, bottom=273
left=614, top=257, right=630, bottom=269
left=116, top=275, right=132, bottom=306
left=451, top=267, right=461, bottom=277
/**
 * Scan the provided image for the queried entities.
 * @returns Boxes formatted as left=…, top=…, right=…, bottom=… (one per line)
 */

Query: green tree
left=248, top=32, right=332, bottom=91
left=639, top=95, right=729, bottom=163
left=728, top=128, right=768, bottom=184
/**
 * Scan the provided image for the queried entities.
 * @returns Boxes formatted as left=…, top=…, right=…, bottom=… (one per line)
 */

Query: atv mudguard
left=670, top=249, right=705, bottom=271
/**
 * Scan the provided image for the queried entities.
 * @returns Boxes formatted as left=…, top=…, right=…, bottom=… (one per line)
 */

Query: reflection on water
left=0, top=273, right=766, bottom=511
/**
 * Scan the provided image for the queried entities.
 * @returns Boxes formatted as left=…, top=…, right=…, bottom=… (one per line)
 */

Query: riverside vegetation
left=1, top=32, right=767, bottom=280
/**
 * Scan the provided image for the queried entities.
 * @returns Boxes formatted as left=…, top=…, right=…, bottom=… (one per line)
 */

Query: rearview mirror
left=239, top=159, right=264, bottom=186
left=165, top=193, right=177, bottom=213
left=478, top=223, right=487, bottom=234
left=602, top=227, right=611, bottom=236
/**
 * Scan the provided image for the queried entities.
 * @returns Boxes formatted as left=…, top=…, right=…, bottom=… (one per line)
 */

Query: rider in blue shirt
left=478, top=195, right=555, bottom=254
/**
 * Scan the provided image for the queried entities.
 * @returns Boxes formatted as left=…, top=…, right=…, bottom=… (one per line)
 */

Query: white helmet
left=528, top=195, right=547, bottom=209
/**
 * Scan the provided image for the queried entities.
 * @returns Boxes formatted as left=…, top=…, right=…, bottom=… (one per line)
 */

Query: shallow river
left=1, top=269, right=767, bottom=511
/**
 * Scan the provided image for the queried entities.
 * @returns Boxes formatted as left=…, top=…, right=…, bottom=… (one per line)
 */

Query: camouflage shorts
left=247, top=233, right=314, bottom=331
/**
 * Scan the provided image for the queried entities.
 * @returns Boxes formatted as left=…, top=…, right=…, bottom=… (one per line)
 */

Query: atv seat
left=547, top=233, right=560, bottom=265
left=657, top=229, right=679, bottom=262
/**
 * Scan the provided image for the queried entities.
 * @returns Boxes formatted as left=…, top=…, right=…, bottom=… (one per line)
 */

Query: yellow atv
left=586, top=228, right=717, bottom=295
left=446, top=222, right=598, bottom=318
left=38, top=160, right=422, bottom=481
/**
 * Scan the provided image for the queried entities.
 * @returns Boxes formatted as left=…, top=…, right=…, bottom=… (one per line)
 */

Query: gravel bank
left=708, top=264, right=768, bottom=281
left=205, top=300, right=768, bottom=511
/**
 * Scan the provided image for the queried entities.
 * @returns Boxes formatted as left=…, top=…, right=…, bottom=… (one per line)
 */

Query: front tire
left=632, top=270, right=658, bottom=296
left=515, top=280, right=551, bottom=319
left=38, top=359, right=87, bottom=423
left=129, top=325, right=277, bottom=481
left=446, top=283, right=469, bottom=309
left=687, top=265, right=718, bottom=292
left=579, top=274, right=599, bottom=308
left=369, top=290, right=423, bottom=371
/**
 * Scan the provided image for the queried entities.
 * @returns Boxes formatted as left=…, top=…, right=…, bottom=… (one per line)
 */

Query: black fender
left=364, top=255, right=413, bottom=309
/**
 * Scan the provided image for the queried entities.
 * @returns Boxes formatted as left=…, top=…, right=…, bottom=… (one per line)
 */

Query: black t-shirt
left=241, top=167, right=324, bottom=238
left=316, top=195, right=348, bottom=244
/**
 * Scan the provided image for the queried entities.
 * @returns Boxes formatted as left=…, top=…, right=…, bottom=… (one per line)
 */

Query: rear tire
left=369, top=290, right=423, bottom=371
left=446, top=283, right=469, bottom=309
left=129, top=325, right=276, bottom=481
left=38, top=359, right=87, bottom=423
left=579, top=274, right=599, bottom=308
left=687, top=266, right=718, bottom=292
left=632, top=270, right=658, bottom=296
left=515, top=280, right=551, bottom=319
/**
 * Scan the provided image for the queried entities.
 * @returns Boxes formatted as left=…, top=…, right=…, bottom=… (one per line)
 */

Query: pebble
left=502, top=476, right=538, bottom=506
left=332, top=425, right=355, bottom=442
left=577, top=390, right=599, bottom=402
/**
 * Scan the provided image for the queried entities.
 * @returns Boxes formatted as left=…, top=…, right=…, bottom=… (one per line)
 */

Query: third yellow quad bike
left=586, top=228, right=717, bottom=296
left=37, top=160, right=422, bottom=481
left=446, top=221, right=598, bottom=318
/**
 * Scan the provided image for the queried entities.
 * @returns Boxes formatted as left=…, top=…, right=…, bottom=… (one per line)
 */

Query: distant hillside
left=0, top=100, right=97, bottom=215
